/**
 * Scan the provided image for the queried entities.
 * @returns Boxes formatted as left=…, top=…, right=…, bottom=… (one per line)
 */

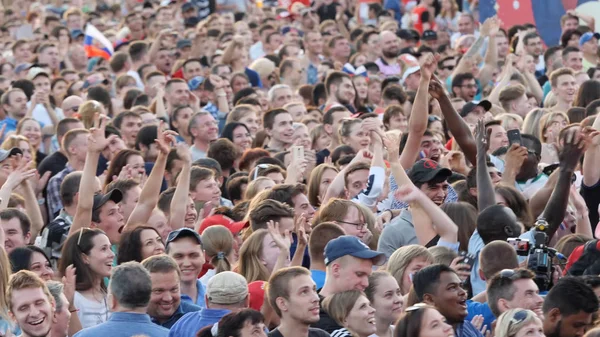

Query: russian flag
left=84, top=24, right=114, bottom=60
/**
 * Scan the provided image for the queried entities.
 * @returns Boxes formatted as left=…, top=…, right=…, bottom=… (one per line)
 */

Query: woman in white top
left=59, top=228, right=115, bottom=329
left=364, top=272, right=403, bottom=337
left=199, top=224, right=236, bottom=286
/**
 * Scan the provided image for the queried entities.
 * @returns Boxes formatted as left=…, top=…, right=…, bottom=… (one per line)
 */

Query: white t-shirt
left=28, top=102, right=65, bottom=127
left=74, top=291, right=110, bottom=329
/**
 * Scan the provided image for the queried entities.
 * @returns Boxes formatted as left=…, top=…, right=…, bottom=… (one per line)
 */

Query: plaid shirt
left=46, top=164, right=74, bottom=218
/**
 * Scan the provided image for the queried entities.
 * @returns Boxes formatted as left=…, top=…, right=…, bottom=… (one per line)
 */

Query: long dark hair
left=221, top=122, right=250, bottom=144
left=117, top=226, right=162, bottom=264
left=441, top=202, right=477, bottom=252
left=395, top=305, right=435, bottom=337
left=8, top=245, right=51, bottom=273
left=495, top=184, right=534, bottom=229
left=59, top=228, right=108, bottom=292
left=104, top=149, right=143, bottom=187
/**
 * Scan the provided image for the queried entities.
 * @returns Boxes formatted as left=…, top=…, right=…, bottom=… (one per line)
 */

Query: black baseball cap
left=422, top=30, right=437, bottom=41
left=92, top=189, right=123, bottom=211
left=166, top=228, right=202, bottom=248
left=397, top=29, right=420, bottom=41
left=408, top=159, right=452, bottom=184
left=459, top=100, right=492, bottom=118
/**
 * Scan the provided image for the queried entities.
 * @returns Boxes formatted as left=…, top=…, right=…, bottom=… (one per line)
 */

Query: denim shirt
left=168, top=308, right=231, bottom=337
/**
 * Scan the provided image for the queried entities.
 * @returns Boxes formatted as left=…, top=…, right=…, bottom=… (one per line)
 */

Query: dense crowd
left=1, top=0, right=600, bottom=337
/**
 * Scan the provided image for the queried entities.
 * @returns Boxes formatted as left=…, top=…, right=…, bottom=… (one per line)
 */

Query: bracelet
left=385, top=209, right=394, bottom=218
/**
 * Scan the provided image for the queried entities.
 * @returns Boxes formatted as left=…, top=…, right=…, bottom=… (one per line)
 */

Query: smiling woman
left=323, top=290, right=377, bottom=337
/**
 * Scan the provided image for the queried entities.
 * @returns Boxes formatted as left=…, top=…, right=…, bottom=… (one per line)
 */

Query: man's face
left=553, top=74, right=577, bottom=103
left=288, top=104, right=307, bottom=122
left=381, top=33, right=400, bottom=59
left=155, top=50, right=173, bottom=74
left=334, top=78, right=355, bottom=105
left=33, top=76, right=51, bottom=95
left=346, top=168, right=369, bottom=199
left=127, top=14, right=143, bottom=31
left=15, top=43, right=32, bottom=62
left=454, top=78, right=477, bottom=101
left=506, top=279, right=543, bottom=317
left=192, top=177, right=222, bottom=205
left=52, top=293, right=71, bottom=337
left=545, top=310, right=594, bottom=337
left=148, top=271, right=181, bottom=322
left=168, top=237, right=205, bottom=284
left=193, top=114, right=219, bottom=142
left=271, top=88, right=294, bottom=109
left=488, top=124, right=508, bottom=153
left=10, top=287, right=54, bottom=337
left=69, top=132, right=89, bottom=162
left=166, top=82, right=190, bottom=107
left=333, top=256, right=373, bottom=292
left=1, top=216, right=29, bottom=254
left=458, top=15, right=474, bottom=35
left=267, top=34, right=283, bottom=51
left=39, top=46, right=60, bottom=70
left=428, top=272, right=467, bottom=324
left=183, top=61, right=203, bottom=81
left=564, top=52, right=583, bottom=71
left=120, top=186, right=141, bottom=222
left=291, top=193, right=316, bottom=223
left=269, top=113, right=294, bottom=145
left=418, top=179, right=449, bottom=206
left=5, top=90, right=28, bottom=118
left=327, top=109, right=352, bottom=137
left=283, top=275, right=320, bottom=324
left=525, top=36, right=543, bottom=57
left=582, top=37, right=598, bottom=55
left=496, top=34, right=510, bottom=58
left=562, top=17, right=579, bottom=32
left=66, top=14, right=82, bottom=30
left=120, top=116, right=142, bottom=148
left=420, top=135, right=443, bottom=162
left=437, top=58, right=456, bottom=80
left=404, top=72, right=421, bottom=91
left=96, top=200, right=125, bottom=244
left=333, top=38, right=351, bottom=59
left=146, top=75, right=167, bottom=98
left=513, top=93, right=533, bottom=117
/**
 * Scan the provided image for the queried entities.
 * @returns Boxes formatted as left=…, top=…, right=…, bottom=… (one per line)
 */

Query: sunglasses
left=253, top=164, right=272, bottom=180
left=405, top=303, right=428, bottom=312
left=77, top=227, right=91, bottom=248
left=508, top=310, right=529, bottom=331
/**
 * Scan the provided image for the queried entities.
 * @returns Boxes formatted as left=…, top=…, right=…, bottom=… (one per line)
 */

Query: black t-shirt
left=37, top=151, right=68, bottom=178
left=269, top=327, right=330, bottom=337
left=316, top=2, right=340, bottom=22
left=311, top=295, right=343, bottom=333
left=581, top=180, right=600, bottom=232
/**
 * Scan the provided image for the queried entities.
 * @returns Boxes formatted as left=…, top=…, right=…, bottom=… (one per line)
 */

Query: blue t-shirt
left=466, top=301, right=495, bottom=333
left=181, top=279, right=207, bottom=308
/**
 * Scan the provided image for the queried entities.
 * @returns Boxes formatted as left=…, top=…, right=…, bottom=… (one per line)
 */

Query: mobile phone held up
left=507, top=129, right=522, bottom=146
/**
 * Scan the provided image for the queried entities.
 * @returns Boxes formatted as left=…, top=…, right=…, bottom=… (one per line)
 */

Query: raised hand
left=155, top=122, right=178, bottom=155
left=420, top=53, right=438, bottom=80
left=428, top=76, right=446, bottom=100
left=394, top=184, right=424, bottom=204
left=209, top=75, right=225, bottom=90
left=62, top=264, right=76, bottom=309
left=294, top=213, right=309, bottom=246
left=33, top=171, right=51, bottom=196
left=559, top=127, right=586, bottom=172
left=475, top=119, right=489, bottom=154
left=386, top=132, right=401, bottom=163
left=88, top=113, right=109, bottom=153
left=267, top=220, right=291, bottom=251
left=5, top=154, right=37, bottom=189
left=504, top=143, right=528, bottom=171
left=175, top=143, right=192, bottom=165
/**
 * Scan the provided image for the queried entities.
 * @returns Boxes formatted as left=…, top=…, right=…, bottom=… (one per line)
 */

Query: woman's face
left=238, top=111, right=260, bottom=137
left=293, top=125, right=311, bottom=150
left=18, top=140, right=32, bottom=163
left=514, top=318, right=544, bottom=337
left=85, top=234, right=115, bottom=278
left=126, top=154, right=146, bottom=182
left=429, top=120, right=444, bottom=136
left=1, top=63, right=14, bottom=77
left=345, top=295, right=376, bottom=337
left=185, top=197, right=198, bottom=226
left=19, top=120, right=41, bottom=148
left=313, top=130, right=331, bottom=152
left=58, top=29, right=70, bottom=45
left=372, top=275, right=403, bottom=324
left=419, top=308, right=454, bottom=337
left=318, top=168, right=338, bottom=203
left=401, top=256, right=431, bottom=294
left=308, top=109, right=322, bottom=122
left=388, top=114, right=408, bottom=132
left=52, top=80, right=68, bottom=100
left=231, top=76, right=250, bottom=94
left=232, top=125, right=252, bottom=152
left=148, top=209, right=171, bottom=241
left=29, top=251, right=54, bottom=281
left=139, top=229, right=165, bottom=260
left=368, top=81, right=382, bottom=105
left=353, top=54, right=367, bottom=67
left=367, top=35, right=381, bottom=56
left=261, top=234, right=289, bottom=273
left=353, top=76, right=368, bottom=100
left=544, top=116, right=568, bottom=143
left=344, top=122, right=370, bottom=152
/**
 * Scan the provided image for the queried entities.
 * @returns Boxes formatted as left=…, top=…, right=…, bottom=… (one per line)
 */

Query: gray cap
left=0, top=147, right=22, bottom=162
left=206, top=271, right=248, bottom=305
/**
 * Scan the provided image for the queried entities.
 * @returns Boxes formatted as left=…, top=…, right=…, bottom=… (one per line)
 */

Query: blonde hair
left=7, top=270, right=53, bottom=312
left=238, top=229, right=271, bottom=283
left=226, top=104, right=258, bottom=124
left=539, top=111, right=569, bottom=142
left=495, top=309, right=541, bottom=337
left=521, top=108, right=547, bottom=137
left=79, top=100, right=105, bottom=129
left=1, top=135, right=36, bottom=165
left=244, top=177, right=274, bottom=201
left=338, top=118, right=362, bottom=143
left=201, top=225, right=234, bottom=274
left=310, top=124, right=330, bottom=151
left=322, top=290, right=365, bottom=333
left=249, top=58, right=276, bottom=78
left=386, top=245, right=433, bottom=295
left=0, top=247, right=11, bottom=322
left=495, top=113, right=523, bottom=131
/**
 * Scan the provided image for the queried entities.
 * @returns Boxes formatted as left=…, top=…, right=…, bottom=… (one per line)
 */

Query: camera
left=508, top=219, right=563, bottom=292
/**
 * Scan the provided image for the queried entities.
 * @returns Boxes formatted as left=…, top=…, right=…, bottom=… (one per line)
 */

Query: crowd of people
left=1, top=0, right=600, bottom=337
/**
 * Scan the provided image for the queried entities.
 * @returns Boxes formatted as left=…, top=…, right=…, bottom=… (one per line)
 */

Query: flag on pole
left=83, top=24, right=114, bottom=60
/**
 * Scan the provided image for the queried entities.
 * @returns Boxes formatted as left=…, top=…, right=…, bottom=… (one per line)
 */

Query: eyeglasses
left=337, top=220, right=367, bottom=231
left=508, top=310, right=529, bottom=331
left=253, top=164, right=272, bottom=180
left=405, top=303, right=428, bottom=312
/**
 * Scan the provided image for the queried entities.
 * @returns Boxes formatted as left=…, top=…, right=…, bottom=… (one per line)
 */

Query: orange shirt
left=411, top=5, right=435, bottom=34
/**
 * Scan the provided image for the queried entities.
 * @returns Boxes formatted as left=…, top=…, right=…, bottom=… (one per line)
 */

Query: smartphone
left=507, top=129, right=522, bottom=146
left=292, top=146, right=304, bottom=162
left=458, top=251, right=475, bottom=269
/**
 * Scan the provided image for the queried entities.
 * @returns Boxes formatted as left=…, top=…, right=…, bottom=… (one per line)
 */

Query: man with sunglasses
left=437, top=56, right=456, bottom=83
left=543, top=277, right=598, bottom=337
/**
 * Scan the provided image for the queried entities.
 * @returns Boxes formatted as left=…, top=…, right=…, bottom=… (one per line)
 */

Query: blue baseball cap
left=324, top=235, right=386, bottom=266
left=580, top=32, right=600, bottom=47
left=188, top=76, right=205, bottom=91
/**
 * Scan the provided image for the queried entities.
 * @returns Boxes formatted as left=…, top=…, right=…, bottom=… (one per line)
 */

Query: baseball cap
left=14, top=63, right=32, bottom=75
left=579, top=32, right=600, bottom=47
left=92, top=189, right=123, bottom=211
left=324, top=235, right=386, bottom=266
left=207, top=271, right=249, bottom=305
left=198, top=215, right=249, bottom=235
left=397, top=29, right=420, bottom=41
left=27, top=67, right=50, bottom=81
left=408, top=159, right=452, bottom=184
left=165, top=228, right=202, bottom=248
left=422, top=30, right=437, bottom=41
left=0, top=147, right=22, bottom=163
left=71, top=29, right=84, bottom=39
left=248, top=281, right=267, bottom=311
left=181, top=2, right=197, bottom=12
left=281, top=26, right=304, bottom=37
left=401, top=66, right=420, bottom=84
left=177, top=39, right=192, bottom=50
left=188, top=76, right=205, bottom=91
left=184, top=17, right=200, bottom=28
left=459, top=100, right=492, bottom=118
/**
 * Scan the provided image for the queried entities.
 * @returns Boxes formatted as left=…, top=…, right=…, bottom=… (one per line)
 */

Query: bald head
left=380, top=30, right=396, bottom=41
left=61, top=96, right=84, bottom=118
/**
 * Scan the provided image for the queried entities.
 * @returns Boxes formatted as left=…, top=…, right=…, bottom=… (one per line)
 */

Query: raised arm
left=582, top=119, right=600, bottom=187
left=0, top=157, right=36, bottom=212
left=169, top=143, right=192, bottom=229
left=475, top=119, right=497, bottom=211
left=69, top=114, right=108, bottom=237
left=500, top=144, right=527, bottom=186
left=21, top=176, right=44, bottom=240
left=541, top=127, right=586, bottom=241
left=399, top=53, right=437, bottom=168
left=487, top=55, right=515, bottom=105
left=429, top=76, right=477, bottom=165
left=323, top=150, right=371, bottom=201
left=125, top=127, right=176, bottom=230
left=479, top=17, right=501, bottom=88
